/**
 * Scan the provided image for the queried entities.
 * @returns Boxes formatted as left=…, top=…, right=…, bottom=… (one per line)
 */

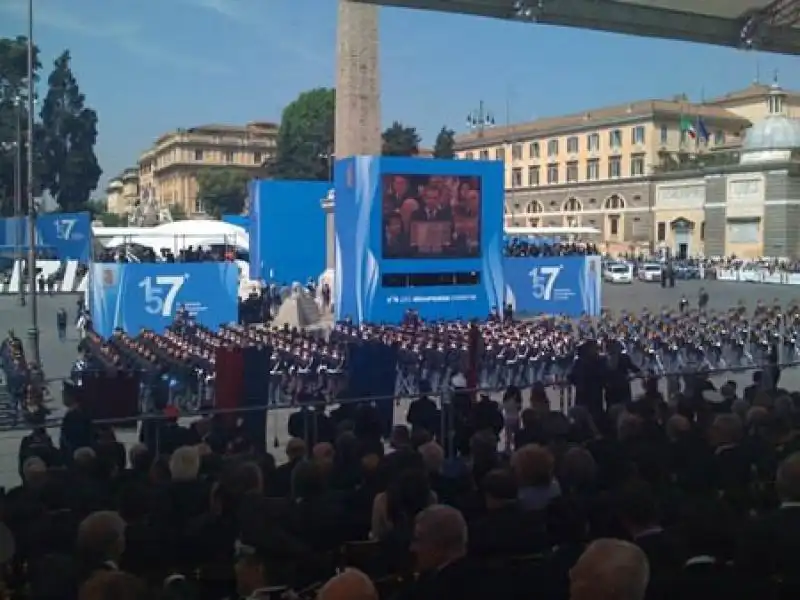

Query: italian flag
left=680, top=116, right=696, bottom=139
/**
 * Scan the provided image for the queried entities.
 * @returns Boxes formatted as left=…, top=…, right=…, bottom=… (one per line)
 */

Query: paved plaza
left=0, top=280, right=796, bottom=486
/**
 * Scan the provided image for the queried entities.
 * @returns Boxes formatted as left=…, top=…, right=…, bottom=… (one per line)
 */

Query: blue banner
left=334, top=156, right=504, bottom=323
left=248, top=180, right=328, bottom=284
left=0, top=212, right=91, bottom=261
left=503, top=255, right=602, bottom=317
left=88, top=262, right=239, bottom=337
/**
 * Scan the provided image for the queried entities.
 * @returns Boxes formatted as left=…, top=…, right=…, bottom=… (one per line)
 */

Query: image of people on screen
left=381, top=174, right=481, bottom=259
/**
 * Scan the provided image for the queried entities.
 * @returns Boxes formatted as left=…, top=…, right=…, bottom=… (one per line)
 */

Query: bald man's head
left=317, top=569, right=377, bottom=600
left=570, top=539, right=649, bottom=600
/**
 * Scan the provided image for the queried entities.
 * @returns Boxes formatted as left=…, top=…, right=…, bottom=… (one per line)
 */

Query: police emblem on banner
left=102, top=268, right=115, bottom=287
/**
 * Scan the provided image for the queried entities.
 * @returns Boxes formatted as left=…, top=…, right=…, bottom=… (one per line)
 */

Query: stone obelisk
left=323, top=0, right=382, bottom=270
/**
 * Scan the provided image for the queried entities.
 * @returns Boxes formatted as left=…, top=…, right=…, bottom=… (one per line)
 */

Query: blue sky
left=1, top=0, right=799, bottom=195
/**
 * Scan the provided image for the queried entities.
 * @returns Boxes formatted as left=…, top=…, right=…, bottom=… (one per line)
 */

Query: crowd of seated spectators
left=7, top=365, right=800, bottom=600
left=94, top=246, right=236, bottom=264
left=504, top=240, right=600, bottom=257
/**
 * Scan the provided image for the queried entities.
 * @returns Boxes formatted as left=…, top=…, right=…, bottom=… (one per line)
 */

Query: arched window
left=525, top=201, right=544, bottom=214
left=563, top=197, right=583, bottom=212
left=604, top=194, right=625, bottom=210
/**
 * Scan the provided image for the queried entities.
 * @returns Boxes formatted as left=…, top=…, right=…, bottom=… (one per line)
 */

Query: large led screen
left=381, top=174, right=481, bottom=259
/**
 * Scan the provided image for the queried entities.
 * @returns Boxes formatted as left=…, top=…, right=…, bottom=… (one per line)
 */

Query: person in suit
left=383, top=213, right=411, bottom=258
left=411, top=186, right=452, bottom=223
left=468, top=469, right=547, bottom=559
left=736, top=451, right=800, bottom=583
left=402, top=505, right=485, bottom=600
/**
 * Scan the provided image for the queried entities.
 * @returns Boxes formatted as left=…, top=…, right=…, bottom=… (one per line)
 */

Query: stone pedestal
left=325, top=0, right=382, bottom=270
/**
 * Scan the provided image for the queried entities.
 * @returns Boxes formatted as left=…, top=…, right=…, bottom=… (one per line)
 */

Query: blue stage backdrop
left=222, top=214, right=249, bottom=230
left=503, top=255, right=602, bottom=317
left=248, top=180, right=328, bottom=284
left=335, top=156, right=504, bottom=323
left=0, top=211, right=90, bottom=260
left=89, top=262, right=239, bottom=337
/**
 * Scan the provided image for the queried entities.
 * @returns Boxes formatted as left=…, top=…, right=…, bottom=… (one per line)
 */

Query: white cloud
left=0, top=0, right=230, bottom=75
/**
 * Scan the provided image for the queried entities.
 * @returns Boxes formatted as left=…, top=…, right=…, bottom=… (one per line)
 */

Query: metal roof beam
left=352, top=0, right=800, bottom=55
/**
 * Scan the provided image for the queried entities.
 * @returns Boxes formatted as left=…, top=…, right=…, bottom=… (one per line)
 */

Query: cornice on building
left=454, top=93, right=761, bottom=150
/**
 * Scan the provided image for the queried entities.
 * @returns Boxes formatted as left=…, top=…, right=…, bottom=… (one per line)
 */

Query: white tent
left=100, top=220, right=249, bottom=253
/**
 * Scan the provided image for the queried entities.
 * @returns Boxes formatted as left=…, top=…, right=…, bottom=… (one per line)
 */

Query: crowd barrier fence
left=716, top=268, right=800, bottom=285
left=0, top=359, right=792, bottom=483
left=0, top=358, right=792, bottom=433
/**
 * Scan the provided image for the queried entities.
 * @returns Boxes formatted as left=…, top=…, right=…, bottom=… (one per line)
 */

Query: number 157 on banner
left=528, top=266, right=562, bottom=301
left=138, top=275, right=187, bottom=317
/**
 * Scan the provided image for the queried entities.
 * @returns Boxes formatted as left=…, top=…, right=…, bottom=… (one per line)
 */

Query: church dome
left=742, top=115, right=800, bottom=152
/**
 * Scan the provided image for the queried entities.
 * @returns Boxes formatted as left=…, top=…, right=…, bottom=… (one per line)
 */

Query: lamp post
left=26, top=0, right=40, bottom=365
left=0, top=98, right=25, bottom=306
left=13, top=96, right=24, bottom=307
left=466, top=101, right=495, bottom=137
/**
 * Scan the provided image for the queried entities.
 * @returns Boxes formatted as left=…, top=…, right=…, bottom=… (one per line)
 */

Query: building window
left=609, top=129, right=622, bottom=148
left=194, top=196, right=204, bottom=213
left=566, top=161, right=578, bottom=183
left=657, top=222, right=666, bottom=241
left=511, top=167, right=522, bottom=188
left=464, top=151, right=474, bottom=160
left=608, top=156, right=621, bottom=178
left=194, top=149, right=204, bottom=161
left=528, top=218, right=540, bottom=227
left=586, top=159, right=599, bottom=181
left=547, top=140, right=559, bottom=157
left=563, top=197, right=582, bottom=212
left=604, top=194, right=625, bottom=210
left=566, top=136, right=579, bottom=154
left=511, top=144, right=523, bottom=160
left=631, top=126, right=645, bottom=145
left=253, top=151, right=262, bottom=164
left=547, top=164, right=559, bottom=184
left=660, top=125, right=668, bottom=145
left=529, top=142, right=540, bottom=159
left=714, top=131, right=725, bottom=145
left=224, top=151, right=234, bottom=163
left=700, top=221, right=705, bottom=240
left=609, top=216, right=619, bottom=236
left=495, top=147, right=505, bottom=161
left=587, top=133, right=599, bottom=152
left=528, top=166, right=540, bottom=186
left=630, top=154, right=645, bottom=176
left=479, top=150, right=489, bottom=160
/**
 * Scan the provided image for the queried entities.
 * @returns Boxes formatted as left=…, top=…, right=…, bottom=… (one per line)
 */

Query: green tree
left=0, top=36, right=41, bottom=217
left=267, top=87, right=335, bottom=181
left=433, top=126, right=456, bottom=159
left=195, top=168, right=251, bottom=219
left=38, top=50, right=101, bottom=213
left=168, top=203, right=187, bottom=221
left=382, top=121, right=420, bottom=156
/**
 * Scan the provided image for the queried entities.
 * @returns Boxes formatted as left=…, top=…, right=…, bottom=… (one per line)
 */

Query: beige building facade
left=455, top=82, right=800, bottom=256
left=137, top=122, right=278, bottom=216
left=106, top=167, right=140, bottom=215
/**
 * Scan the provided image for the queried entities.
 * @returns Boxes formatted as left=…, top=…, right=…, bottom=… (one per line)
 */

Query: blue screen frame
left=334, top=156, right=504, bottom=323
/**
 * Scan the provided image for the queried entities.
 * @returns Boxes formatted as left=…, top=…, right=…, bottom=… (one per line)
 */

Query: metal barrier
left=0, top=358, right=792, bottom=433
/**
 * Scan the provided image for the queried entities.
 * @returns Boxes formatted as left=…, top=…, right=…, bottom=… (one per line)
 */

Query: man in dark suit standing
left=411, top=186, right=452, bottom=223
